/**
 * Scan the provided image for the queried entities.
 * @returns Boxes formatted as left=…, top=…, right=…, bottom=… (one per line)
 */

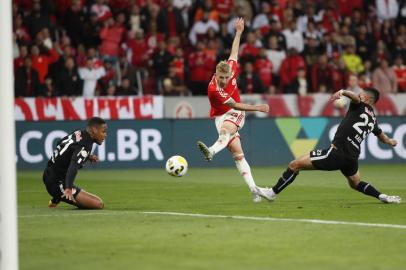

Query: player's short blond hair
left=216, top=61, right=230, bottom=74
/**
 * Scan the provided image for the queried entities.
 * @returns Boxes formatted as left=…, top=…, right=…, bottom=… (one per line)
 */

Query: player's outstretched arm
left=225, top=99, right=269, bottom=113
left=229, top=18, right=244, bottom=61
left=377, top=132, right=397, bottom=146
left=331, top=89, right=360, bottom=104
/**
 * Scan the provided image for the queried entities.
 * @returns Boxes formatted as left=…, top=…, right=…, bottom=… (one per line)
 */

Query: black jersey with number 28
left=46, top=130, right=94, bottom=188
left=332, top=102, right=382, bottom=159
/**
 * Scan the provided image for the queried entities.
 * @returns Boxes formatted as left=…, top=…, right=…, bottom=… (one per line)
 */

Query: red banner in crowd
left=15, top=94, right=406, bottom=121
left=15, top=96, right=163, bottom=121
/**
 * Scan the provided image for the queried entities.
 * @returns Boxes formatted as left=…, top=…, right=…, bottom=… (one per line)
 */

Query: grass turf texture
left=19, top=165, right=406, bottom=270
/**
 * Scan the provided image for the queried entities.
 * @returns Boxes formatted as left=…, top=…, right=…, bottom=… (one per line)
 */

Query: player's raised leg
left=227, top=137, right=261, bottom=203
left=257, top=153, right=315, bottom=201
left=345, top=170, right=401, bottom=204
left=197, top=121, right=238, bottom=161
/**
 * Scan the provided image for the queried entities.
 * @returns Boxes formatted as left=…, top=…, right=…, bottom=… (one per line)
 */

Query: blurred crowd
left=13, top=0, right=406, bottom=97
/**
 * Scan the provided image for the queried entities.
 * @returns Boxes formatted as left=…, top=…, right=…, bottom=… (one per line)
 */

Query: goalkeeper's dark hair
left=88, top=117, right=106, bottom=127
left=364, top=87, right=380, bottom=104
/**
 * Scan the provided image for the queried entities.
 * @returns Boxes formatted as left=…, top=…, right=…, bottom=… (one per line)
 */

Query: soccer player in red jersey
left=197, top=18, right=269, bottom=202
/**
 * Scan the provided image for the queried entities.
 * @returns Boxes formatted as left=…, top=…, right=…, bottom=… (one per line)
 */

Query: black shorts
left=42, top=168, right=81, bottom=204
left=310, top=146, right=358, bottom=177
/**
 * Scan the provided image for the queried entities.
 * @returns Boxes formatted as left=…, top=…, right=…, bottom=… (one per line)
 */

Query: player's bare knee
left=233, top=154, right=244, bottom=161
left=288, top=160, right=301, bottom=172
left=347, top=178, right=359, bottom=190
left=97, top=199, right=104, bottom=209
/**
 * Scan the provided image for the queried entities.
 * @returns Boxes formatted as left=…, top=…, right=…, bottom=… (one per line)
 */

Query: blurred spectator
left=129, top=4, right=142, bottom=32
left=79, top=58, right=106, bottom=97
left=397, top=0, right=406, bottom=26
left=173, top=0, right=192, bottom=26
left=372, top=59, right=398, bottom=93
left=126, top=30, right=149, bottom=69
left=320, top=7, right=339, bottom=33
left=376, top=0, right=399, bottom=22
left=372, top=40, right=392, bottom=66
left=252, top=2, right=271, bottom=30
left=82, top=13, right=101, bottom=49
left=255, top=48, right=273, bottom=91
left=312, top=54, right=333, bottom=93
left=99, top=16, right=125, bottom=63
left=303, top=37, right=322, bottom=68
left=266, top=35, right=285, bottom=85
left=213, top=0, right=234, bottom=23
left=48, top=45, right=75, bottom=79
left=25, top=1, right=52, bottom=38
left=55, top=57, right=82, bottom=96
left=341, top=44, right=364, bottom=75
left=392, top=35, right=406, bottom=63
left=321, top=31, right=343, bottom=60
left=188, top=41, right=215, bottom=95
left=194, top=0, right=220, bottom=23
left=116, top=78, right=138, bottom=96
left=14, top=45, right=28, bottom=72
left=265, top=19, right=286, bottom=50
left=347, top=74, right=363, bottom=94
left=331, top=57, right=348, bottom=92
left=189, top=11, right=220, bottom=46
left=14, top=14, right=31, bottom=44
left=100, top=60, right=118, bottom=90
left=15, top=58, right=41, bottom=97
left=157, top=0, right=185, bottom=37
left=279, top=48, right=306, bottom=92
left=303, top=20, right=322, bottom=41
left=218, top=22, right=233, bottom=51
left=64, top=0, right=85, bottom=47
left=356, top=25, right=374, bottom=61
left=358, top=72, right=373, bottom=89
left=90, top=0, right=111, bottom=22
left=162, top=66, right=188, bottom=96
left=40, top=76, right=57, bottom=97
left=172, top=47, right=186, bottom=82
left=282, top=20, right=304, bottom=53
left=238, top=62, right=264, bottom=94
left=392, top=56, right=406, bottom=92
left=336, top=0, right=364, bottom=17
left=105, top=84, right=117, bottom=96
left=285, top=67, right=307, bottom=95
left=119, top=56, right=139, bottom=92
left=30, top=44, right=59, bottom=83
left=239, top=32, right=261, bottom=63
left=296, top=5, right=321, bottom=33
left=151, top=40, right=174, bottom=94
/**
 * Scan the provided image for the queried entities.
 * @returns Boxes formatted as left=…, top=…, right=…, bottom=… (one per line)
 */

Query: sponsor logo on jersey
left=364, top=106, right=375, bottom=119
left=80, top=150, right=88, bottom=158
left=74, top=131, right=82, bottom=142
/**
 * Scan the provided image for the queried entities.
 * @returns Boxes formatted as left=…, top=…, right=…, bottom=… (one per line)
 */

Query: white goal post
left=0, top=0, right=19, bottom=269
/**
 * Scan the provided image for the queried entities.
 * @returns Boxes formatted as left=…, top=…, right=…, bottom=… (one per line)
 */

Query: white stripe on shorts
left=310, top=147, right=333, bottom=161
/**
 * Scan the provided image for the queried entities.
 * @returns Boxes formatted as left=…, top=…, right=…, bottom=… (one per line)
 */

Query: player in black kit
left=43, top=117, right=107, bottom=209
left=257, top=88, right=401, bottom=204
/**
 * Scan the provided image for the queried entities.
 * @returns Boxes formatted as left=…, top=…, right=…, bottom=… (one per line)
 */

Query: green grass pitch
left=18, top=165, right=406, bottom=270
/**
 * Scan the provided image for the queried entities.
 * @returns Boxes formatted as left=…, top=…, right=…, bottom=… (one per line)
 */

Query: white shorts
left=214, top=109, right=245, bottom=143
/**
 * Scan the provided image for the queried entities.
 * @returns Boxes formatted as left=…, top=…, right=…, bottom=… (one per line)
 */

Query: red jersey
left=208, top=59, right=240, bottom=117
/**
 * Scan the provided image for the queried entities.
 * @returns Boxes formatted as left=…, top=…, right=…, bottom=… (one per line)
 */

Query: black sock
left=356, top=181, right=381, bottom=199
left=272, top=168, right=298, bottom=194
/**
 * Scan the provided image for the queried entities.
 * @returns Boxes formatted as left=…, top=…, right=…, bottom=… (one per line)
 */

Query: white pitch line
left=19, top=210, right=406, bottom=230
left=140, top=211, right=406, bottom=230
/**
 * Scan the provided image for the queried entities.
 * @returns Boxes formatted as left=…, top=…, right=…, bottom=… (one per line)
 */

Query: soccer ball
left=165, top=155, right=188, bottom=177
